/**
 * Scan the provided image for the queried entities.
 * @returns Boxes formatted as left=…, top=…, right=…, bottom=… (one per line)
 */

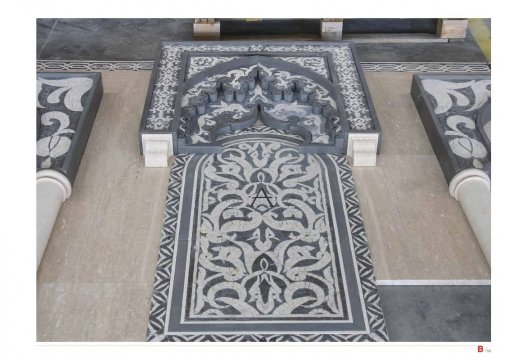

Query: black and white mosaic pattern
left=36, top=60, right=491, bottom=73
left=186, top=56, right=331, bottom=81
left=178, top=55, right=345, bottom=151
left=36, top=72, right=103, bottom=184
left=147, top=128, right=388, bottom=342
left=411, top=74, right=491, bottom=180
left=141, top=42, right=378, bottom=133
left=361, top=62, right=490, bottom=73
left=37, top=75, right=93, bottom=169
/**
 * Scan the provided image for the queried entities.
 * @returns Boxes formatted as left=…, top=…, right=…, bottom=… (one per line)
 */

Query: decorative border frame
left=146, top=130, right=388, bottom=342
left=138, top=41, right=381, bottom=144
left=36, top=60, right=491, bottom=73
left=361, top=62, right=491, bottom=73
left=134, top=41, right=385, bottom=160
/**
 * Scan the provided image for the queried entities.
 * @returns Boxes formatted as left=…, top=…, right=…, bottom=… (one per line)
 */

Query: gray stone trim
left=37, top=60, right=491, bottom=73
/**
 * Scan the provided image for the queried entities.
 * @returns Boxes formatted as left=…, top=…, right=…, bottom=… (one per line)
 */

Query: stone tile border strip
left=37, top=60, right=491, bottom=73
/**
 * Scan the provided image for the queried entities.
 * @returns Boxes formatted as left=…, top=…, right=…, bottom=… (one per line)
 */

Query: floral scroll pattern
left=422, top=79, right=491, bottom=170
left=36, top=77, right=93, bottom=169
left=181, top=62, right=338, bottom=145
left=189, top=140, right=345, bottom=318
left=146, top=128, right=389, bottom=341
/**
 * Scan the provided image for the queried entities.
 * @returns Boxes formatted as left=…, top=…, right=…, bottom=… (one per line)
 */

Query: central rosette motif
left=190, top=141, right=344, bottom=318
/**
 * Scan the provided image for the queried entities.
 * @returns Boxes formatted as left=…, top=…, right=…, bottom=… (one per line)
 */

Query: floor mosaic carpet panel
left=147, top=129, right=388, bottom=341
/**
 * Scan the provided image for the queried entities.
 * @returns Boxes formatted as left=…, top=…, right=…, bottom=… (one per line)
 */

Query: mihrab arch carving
left=173, top=56, right=349, bottom=154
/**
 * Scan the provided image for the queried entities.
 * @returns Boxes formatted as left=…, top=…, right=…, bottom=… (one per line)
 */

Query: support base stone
left=347, top=133, right=379, bottom=167
left=142, top=134, right=173, bottom=167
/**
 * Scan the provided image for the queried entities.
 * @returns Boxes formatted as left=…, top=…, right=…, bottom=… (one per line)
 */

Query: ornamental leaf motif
left=444, top=115, right=487, bottom=168
left=36, top=111, right=75, bottom=167
left=422, top=79, right=491, bottom=114
left=37, top=77, right=93, bottom=112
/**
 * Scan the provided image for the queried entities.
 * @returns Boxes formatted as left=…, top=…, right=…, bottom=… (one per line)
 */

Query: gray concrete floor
left=36, top=18, right=488, bottom=62
left=378, top=286, right=490, bottom=341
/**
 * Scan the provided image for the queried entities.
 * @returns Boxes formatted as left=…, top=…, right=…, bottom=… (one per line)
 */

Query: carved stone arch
left=174, top=55, right=349, bottom=154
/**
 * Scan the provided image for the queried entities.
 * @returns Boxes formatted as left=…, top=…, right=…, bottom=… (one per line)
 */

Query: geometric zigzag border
left=333, top=155, right=389, bottom=342
left=146, top=133, right=389, bottom=342
left=146, top=155, right=189, bottom=341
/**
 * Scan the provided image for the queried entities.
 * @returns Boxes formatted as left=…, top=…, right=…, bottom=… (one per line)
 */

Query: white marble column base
left=142, top=134, right=173, bottom=167
left=449, top=169, right=491, bottom=266
left=37, top=169, right=72, bottom=269
left=347, top=133, right=379, bottom=167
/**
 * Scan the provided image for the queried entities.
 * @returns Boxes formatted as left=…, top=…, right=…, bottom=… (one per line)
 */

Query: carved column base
left=142, top=134, right=173, bottom=167
left=347, top=133, right=379, bottom=167
left=449, top=169, right=491, bottom=266
left=37, top=169, right=72, bottom=269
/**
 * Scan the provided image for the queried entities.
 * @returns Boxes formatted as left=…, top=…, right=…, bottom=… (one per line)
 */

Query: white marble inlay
left=422, top=78, right=491, bottom=170
left=37, top=77, right=93, bottom=168
left=185, top=140, right=347, bottom=319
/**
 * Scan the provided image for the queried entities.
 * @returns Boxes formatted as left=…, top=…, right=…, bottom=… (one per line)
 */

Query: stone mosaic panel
left=37, top=72, right=103, bottom=183
left=139, top=42, right=381, bottom=156
left=147, top=129, right=388, bottom=341
left=411, top=74, right=491, bottom=182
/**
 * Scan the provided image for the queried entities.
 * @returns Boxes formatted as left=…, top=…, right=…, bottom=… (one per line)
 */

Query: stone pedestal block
left=141, top=134, right=173, bottom=167
left=347, top=133, right=379, bottom=167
